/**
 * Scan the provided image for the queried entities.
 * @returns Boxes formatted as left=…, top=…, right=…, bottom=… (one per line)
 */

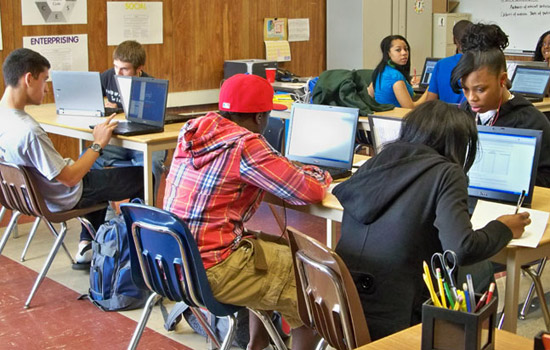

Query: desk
left=354, top=324, right=533, bottom=350
left=534, top=97, right=550, bottom=113
left=25, top=103, right=184, bottom=205
left=266, top=181, right=550, bottom=334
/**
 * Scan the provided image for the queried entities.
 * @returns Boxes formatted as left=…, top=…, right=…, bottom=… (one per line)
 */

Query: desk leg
left=326, top=219, right=338, bottom=249
left=143, top=150, right=154, bottom=206
left=502, top=250, right=520, bottom=332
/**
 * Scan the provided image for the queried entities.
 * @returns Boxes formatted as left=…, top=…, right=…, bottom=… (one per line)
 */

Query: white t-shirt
left=0, top=107, right=82, bottom=212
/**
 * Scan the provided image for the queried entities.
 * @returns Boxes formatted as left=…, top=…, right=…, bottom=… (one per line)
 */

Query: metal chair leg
left=248, top=309, right=288, bottom=350
left=522, top=265, right=550, bottom=331
left=189, top=307, right=222, bottom=349
left=519, top=258, right=547, bottom=319
left=24, top=221, right=68, bottom=309
left=0, top=211, right=21, bottom=255
left=127, top=292, right=162, bottom=350
left=20, top=217, right=42, bottom=262
left=0, top=206, right=6, bottom=223
left=315, top=338, right=329, bottom=350
left=43, top=220, right=74, bottom=264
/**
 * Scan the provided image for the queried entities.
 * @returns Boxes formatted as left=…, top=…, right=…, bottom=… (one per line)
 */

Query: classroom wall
left=0, top=0, right=326, bottom=103
left=0, top=0, right=326, bottom=159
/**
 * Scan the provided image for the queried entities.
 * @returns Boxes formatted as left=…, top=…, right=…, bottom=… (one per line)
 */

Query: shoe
left=72, top=241, right=92, bottom=270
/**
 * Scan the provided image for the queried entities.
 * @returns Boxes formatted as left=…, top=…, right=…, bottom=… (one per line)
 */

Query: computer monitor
left=419, top=57, right=441, bottom=89
left=468, top=126, right=542, bottom=207
left=367, top=115, right=403, bottom=154
left=285, top=103, right=359, bottom=170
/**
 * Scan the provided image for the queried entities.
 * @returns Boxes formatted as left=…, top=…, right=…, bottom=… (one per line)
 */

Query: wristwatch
left=90, top=143, right=103, bottom=155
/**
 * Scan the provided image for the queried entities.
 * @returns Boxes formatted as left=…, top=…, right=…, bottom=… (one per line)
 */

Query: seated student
left=333, top=100, right=530, bottom=340
left=534, top=30, right=550, bottom=65
left=451, top=24, right=550, bottom=187
left=426, top=20, right=472, bottom=104
left=92, top=40, right=166, bottom=202
left=0, top=48, right=144, bottom=269
left=164, top=74, right=331, bottom=350
left=368, top=35, right=427, bottom=108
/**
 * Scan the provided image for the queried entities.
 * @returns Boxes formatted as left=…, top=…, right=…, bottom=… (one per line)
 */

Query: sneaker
left=72, top=241, right=92, bottom=270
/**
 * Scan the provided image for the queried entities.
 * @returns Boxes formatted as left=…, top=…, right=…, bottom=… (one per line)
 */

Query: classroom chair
left=119, top=203, right=288, bottom=350
left=287, top=226, right=371, bottom=350
left=263, top=117, right=286, bottom=153
left=0, top=161, right=104, bottom=308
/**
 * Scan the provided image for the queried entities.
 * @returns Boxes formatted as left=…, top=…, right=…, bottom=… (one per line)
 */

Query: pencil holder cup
left=421, top=293, right=497, bottom=350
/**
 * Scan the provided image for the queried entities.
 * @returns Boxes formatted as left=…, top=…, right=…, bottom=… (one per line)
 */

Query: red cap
left=219, top=74, right=287, bottom=113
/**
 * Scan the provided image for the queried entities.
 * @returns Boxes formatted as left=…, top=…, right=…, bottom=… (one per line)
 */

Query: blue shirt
left=428, top=54, right=465, bottom=104
left=374, top=65, right=414, bottom=107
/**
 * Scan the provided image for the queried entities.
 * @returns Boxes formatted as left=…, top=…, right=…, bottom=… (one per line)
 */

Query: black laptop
left=367, top=115, right=403, bottom=155
left=285, top=103, right=359, bottom=180
left=510, top=66, right=550, bottom=103
left=415, top=57, right=440, bottom=93
left=467, top=126, right=543, bottom=213
left=92, top=76, right=168, bottom=136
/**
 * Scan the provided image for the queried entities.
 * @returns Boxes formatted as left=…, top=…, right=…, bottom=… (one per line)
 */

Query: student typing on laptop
left=85, top=40, right=166, bottom=213
left=451, top=23, right=550, bottom=187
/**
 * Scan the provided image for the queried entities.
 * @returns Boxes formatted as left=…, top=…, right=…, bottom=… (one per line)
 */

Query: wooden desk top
left=25, top=103, right=186, bottom=144
left=355, top=324, right=533, bottom=350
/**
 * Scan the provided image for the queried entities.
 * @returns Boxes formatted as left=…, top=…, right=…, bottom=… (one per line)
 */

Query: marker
left=474, top=291, right=488, bottom=313
left=515, top=190, right=526, bottom=214
left=486, top=282, right=495, bottom=305
left=466, top=274, right=476, bottom=312
left=463, top=283, right=471, bottom=312
left=423, top=261, right=441, bottom=307
left=436, top=268, right=447, bottom=308
left=443, top=281, right=455, bottom=309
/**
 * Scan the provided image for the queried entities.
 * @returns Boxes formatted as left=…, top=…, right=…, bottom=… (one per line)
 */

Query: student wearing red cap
left=164, top=74, right=332, bottom=350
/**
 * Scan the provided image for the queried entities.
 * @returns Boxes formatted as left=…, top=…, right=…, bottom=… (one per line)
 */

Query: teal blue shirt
left=374, top=65, right=414, bottom=107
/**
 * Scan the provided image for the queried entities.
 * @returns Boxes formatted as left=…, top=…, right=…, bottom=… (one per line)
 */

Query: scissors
left=431, top=250, right=458, bottom=298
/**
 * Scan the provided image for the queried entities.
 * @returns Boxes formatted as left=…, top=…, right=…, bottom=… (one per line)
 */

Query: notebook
left=467, top=126, right=542, bottom=212
left=51, top=71, right=112, bottom=117
left=97, top=76, right=168, bottom=136
left=510, top=66, right=550, bottom=103
left=285, top=103, right=359, bottom=180
left=416, top=57, right=441, bottom=92
left=115, top=75, right=190, bottom=125
left=367, top=115, right=403, bottom=154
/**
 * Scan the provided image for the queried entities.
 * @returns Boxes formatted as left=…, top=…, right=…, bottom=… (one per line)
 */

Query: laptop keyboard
left=320, top=166, right=352, bottom=180
left=104, top=106, right=124, bottom=115
left=112, top=122, right=162, bottom=135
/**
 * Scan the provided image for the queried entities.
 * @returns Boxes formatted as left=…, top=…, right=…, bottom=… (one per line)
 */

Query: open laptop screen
left=127, top=77, right=169, bottom=127
left=510, top=66, right=550, bottom=97
left=368, top=115, right=403, bottom=154
left=51, top=71, right=105, bottom=116
left=420, top=58, right=440, bottom=88
left=468, top=126, right=542, bottom=206
left=285, top=104, right=359, bottom=169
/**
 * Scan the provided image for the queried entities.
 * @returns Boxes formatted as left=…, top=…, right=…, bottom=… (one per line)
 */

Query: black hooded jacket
left=462, top=94, right=550, bottom=187
left=333, top=142, right=512, bottom=340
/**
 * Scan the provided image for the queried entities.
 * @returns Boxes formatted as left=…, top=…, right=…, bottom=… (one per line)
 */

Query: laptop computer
left=467, top=126, right=542, bottom=212
left=506, top=60, right=549, bottom=80
left=415, top=57, right=441, bottom=93
left=285, top=103, right=359, bottom=180
left=367, top=115, right=403, bottom=154
left=51, top=71, right=122, bottom=117
left=510, top=66, right=550, bottom=103
left=98, top=76, right=168, bottom=136
left=115, top=75, right=191, bottom=125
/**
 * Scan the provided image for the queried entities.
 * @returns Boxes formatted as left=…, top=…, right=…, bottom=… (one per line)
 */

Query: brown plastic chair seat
left=0, top=161, right=106, bottom=308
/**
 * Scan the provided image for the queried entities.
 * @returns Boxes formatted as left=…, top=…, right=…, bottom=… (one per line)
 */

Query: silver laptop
left=510, top=66, right=550, bottom=103
left=51, top=71, right=108, bottom=117
left=105, top=76, right=168, bottom=136
left=367, top=115, right=403, bottom=154
left=285, top=103, right=359, bottom=180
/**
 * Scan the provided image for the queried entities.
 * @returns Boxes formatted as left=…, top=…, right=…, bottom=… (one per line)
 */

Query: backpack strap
left=161, top=300, right=190, bottom=331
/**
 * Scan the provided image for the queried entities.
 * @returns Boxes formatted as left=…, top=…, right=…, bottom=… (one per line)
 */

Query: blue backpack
left=86, top=212, right=150, bottom=311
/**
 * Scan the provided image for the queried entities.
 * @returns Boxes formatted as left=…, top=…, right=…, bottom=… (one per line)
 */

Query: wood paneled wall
left=0, top=1, right=326, bottom=159
left=0, top=0, right=326, bottom=97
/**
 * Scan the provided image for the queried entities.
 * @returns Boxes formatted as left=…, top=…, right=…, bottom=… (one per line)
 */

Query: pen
left=486, top=282, right=495, bottom=305
left=436, top=268, right=447, bottom=308
left=466, top=274, right=476, bottom=312
left=474, top=291, right=488, bottom=313
left=443, top=281, right=455, bottom=309
left=515, top=189, right=526, bottom=214
left=463, top=283, right=471, bottom=312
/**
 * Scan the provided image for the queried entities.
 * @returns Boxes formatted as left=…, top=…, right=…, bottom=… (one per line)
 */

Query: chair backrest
left=287, top=226, right=371, bottom=350
left=263, top=117, right=286, bottom=153
left=119, top=202, right=241, bottom=317
left=0, top=161, right=45, bottom=217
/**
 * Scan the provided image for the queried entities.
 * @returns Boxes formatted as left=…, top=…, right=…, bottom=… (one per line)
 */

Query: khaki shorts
left=206, top=237, right=302, bottom=329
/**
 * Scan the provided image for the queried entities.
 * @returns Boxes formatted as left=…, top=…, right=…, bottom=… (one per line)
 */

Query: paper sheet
left=470, top=200, right=549, bottom=248
left=23, top=34, right=89, bottom=71
left=265, top=40, right=291, bottom=62
left=264, top=18, right=287, bottom=41
left=22, top=0, right=88, bottom=25
left=288, top=18, right=310, bottom=42
left=107, top=1, right=163, bottom=45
